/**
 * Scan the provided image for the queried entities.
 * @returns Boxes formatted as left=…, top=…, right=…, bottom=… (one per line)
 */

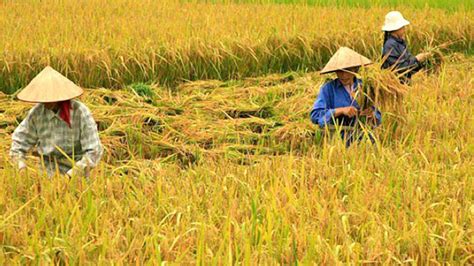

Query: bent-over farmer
left=310, top=47, right=382, bottom=146
left=10, top=66, right=103, bottom=178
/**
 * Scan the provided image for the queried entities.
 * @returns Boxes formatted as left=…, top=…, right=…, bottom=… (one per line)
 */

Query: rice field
left=209, top=0, right=473, bottom=11
left=0, top=0, right=472, bottom=92
left=0, top=0, right=473, bottom=264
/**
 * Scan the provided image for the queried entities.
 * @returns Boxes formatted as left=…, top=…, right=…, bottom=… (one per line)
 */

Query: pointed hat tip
left=42, top=65, right=57, bottom=72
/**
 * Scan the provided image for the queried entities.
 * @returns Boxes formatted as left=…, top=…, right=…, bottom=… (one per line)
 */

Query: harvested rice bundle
left=423, top=46, right=446, bottom=74
left=356, top=64, right=408, bottom=113
left=422, top=39, right=461, bottom=74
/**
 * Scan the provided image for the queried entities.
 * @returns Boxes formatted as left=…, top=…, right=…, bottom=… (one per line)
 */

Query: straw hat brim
left=320, top=62, right=373, bottom=74
left=320, top=47, right=373, bottom=74
left=382, top=19, right=410, bottom=32
left=17, top=66, right=84, bottom=103
left=17, top=91, right=84, bottom=103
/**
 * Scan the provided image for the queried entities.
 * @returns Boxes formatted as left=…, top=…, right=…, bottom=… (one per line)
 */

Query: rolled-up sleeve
left=310, top=84, right=336, bottom=127
left=10, top=108, right=38, bottom=161
left=76, top=104, right=103, bottom=170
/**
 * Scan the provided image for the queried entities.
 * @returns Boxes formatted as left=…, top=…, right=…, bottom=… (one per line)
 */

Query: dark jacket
left=382, top=35, right=422, bottom=81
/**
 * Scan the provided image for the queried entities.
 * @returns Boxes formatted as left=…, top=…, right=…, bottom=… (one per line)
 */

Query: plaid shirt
left=10, top=100, right=103, bottom=174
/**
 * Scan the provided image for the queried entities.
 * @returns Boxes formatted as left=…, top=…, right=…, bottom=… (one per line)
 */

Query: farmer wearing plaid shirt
left=10, top=66, right=103, bottom=178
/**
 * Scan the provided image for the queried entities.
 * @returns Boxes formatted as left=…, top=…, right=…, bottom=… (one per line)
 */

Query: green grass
left=202, top=0, right=473, bottom=11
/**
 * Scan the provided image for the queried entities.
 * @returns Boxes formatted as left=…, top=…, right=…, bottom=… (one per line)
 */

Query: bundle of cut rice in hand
left=422, top=39, right=461, bottom=74
left=423, top=45, right=446, bottom=74
left=356, top=64, right=408, bottom=114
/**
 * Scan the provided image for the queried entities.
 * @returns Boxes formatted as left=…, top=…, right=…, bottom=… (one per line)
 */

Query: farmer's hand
left=416, top=52, right=432, bottom=62
left=12, top=159, right=30, bottom=178
left=336, top=106, right=358, bottom=118
left=18, top=160, right=27, bottom=171
left=360, top=108, right=379, bottom=125
left=360, top=108, right=375, bottom=118
left=66, top=166, right=85, bottom=178
left=14, top=159, right=27, bottom=173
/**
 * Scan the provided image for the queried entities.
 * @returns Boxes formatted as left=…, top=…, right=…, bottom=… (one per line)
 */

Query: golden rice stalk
left=356, top=64, right=409, bottom=113
left=422, top=39, right=463, bottom=74
left=423, top=46, right=446, bottom=74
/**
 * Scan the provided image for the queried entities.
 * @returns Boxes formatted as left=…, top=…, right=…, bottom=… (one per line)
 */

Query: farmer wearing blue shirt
left=381, top=11, right=432, bottom=82
left=310, top=47, right=381, bottom=146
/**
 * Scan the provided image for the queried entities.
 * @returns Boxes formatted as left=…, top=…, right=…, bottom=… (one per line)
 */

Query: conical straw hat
left=17, top=66, right=83, bottom=103
left=320, top=47, right=372, bottom=74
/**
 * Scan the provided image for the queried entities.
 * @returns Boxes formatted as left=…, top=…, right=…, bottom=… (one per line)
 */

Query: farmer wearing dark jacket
left=381, top=11, right=431, bottom=82
left=310, top=47, right=382, bottom=146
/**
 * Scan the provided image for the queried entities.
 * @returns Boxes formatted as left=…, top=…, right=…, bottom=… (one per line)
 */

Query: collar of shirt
left=336, top=78, right=361, bottom=107
left=343, top=84, right=357, bottom=95
left=41, top=104, right=60, bottom=121
left=336, top=78, right=360, bottom=94
left=40, top=103, right=74, bottom=123
left=388, top=34, right=406, bottom=46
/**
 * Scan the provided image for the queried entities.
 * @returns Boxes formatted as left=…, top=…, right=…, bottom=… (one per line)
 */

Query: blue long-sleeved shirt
left=382, top=35, right=422, bottom=80
left=310, top=78, right=382, bottom=128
